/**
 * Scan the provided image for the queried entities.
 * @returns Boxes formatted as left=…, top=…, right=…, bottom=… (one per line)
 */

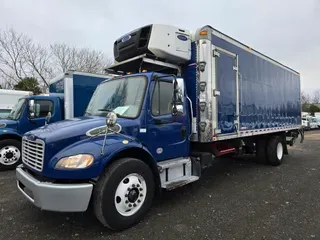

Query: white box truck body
left=0, top=89, right=33, bottom=118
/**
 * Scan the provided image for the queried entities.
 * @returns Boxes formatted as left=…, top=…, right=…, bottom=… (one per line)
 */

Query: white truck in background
left=302, top=115, right=320, bottom=130
left=0, top=89, right=33, bottom=118
left=309, top=116, right=320, bottom=129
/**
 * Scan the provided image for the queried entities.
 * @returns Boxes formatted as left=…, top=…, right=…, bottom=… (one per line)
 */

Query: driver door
left=22, top=99, right=54, bottom=133
left=146, top=78, right=190, bottom=161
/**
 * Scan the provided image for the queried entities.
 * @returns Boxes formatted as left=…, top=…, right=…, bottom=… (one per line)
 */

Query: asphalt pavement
left=1, top=130, right=320, bottom=240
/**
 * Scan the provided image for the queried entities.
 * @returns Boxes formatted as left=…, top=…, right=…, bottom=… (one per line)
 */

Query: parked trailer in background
left=16, top=24, right=303, bottom=230
left=0, top=71, right=117, bottom=170
left=0, top=89, right=33, bottom=119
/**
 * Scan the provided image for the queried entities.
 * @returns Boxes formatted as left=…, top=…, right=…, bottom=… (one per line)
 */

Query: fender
left=100, top=140, right=156, bottom=172
left=102, top=141, right=146, bottom=163
left=100, top=141, right=162, bottom=194
left=0, top=129, right=22, bottom=141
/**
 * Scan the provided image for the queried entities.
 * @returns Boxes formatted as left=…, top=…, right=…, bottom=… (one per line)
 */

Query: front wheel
left=0, top=139, right=22, bottom=171
left=93, top=158, right=155, bottom=231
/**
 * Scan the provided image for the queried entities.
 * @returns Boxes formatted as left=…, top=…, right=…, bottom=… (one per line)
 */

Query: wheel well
left=249, top=132, right=288, bottom=155
left=0, top=134, right=21, bottom=142
left=105, top=147, right=162, bottom=195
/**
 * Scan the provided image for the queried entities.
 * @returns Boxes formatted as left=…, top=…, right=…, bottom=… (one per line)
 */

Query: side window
left=151, top=81, right=173, bottom=116
left=34, top=100, right=53, bottom=118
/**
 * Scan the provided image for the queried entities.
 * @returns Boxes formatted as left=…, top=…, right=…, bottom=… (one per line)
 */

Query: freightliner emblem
left=121, top=35, right=131, bottom=42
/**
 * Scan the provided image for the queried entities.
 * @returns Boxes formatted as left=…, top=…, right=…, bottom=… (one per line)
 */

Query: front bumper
left=16, top=164, right=93, bottom=212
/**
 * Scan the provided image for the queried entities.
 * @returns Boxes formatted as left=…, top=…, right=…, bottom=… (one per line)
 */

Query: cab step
left=162, top=176, right=199, bottom=190
left=157, top=157, right=199, bottom=190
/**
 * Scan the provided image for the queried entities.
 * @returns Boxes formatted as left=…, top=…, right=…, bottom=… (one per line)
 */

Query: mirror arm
left=101, top=111, right=118, bottom=155
left=172, top=77, right=179, bottom=116
left=45, top=112, right=52, bottom=125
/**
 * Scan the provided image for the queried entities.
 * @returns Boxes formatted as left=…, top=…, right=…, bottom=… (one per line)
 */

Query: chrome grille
left=22, top=137, right=45, bottom=171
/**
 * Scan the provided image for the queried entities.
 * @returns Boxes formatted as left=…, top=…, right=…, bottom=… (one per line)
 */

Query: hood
left=0, top=119, right=18, bottom=130
left=27, top=116, right=106, bottom=141
left=25, top=116, right=141, bottom=159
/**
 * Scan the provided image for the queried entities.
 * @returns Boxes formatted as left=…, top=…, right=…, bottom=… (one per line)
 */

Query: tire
left=93, top=158, right=155, bottom=231
left=255, top=138, right=268, bottom=164
left=0, top=139, right=22, bottom=171
left=266, top=136, right=284, bottom=166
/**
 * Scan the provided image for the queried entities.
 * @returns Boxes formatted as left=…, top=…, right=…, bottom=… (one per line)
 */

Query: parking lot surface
left=1, top=130, right=320, bottom=240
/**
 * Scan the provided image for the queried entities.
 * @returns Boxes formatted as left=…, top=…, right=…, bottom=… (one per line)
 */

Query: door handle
left=155, top=119, right=174, bottom=125
left=181, top=126, right=187, bottom=139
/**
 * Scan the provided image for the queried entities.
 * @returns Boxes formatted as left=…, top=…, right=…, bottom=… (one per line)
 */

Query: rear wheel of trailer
left=255, top=135, right=285, bottom=166
left=266, top=136, right=284, bottom=166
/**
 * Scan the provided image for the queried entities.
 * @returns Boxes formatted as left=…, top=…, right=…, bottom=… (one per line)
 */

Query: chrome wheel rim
left=0, top=145, right=21, bottom=165
left=276, top=142, right=283, bottom=160
left=114, top=173, right=147, bottom=217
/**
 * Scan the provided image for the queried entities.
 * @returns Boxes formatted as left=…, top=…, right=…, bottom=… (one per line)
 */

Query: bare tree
left=23, top=42, right=54, bottom=87
left=74, top=48, right=111, bottom=73
left=301, top=91, right=310, bottom=104
left=301, top=91, right=311, bottom=112
left=0, top=79, right=14, bottom=89
left=0, top=28, right=113, bottom=90
left=0, top=28, right=29, bottom=83
left=312, top=89, right=320, bottom=104
left=0, top=28, right=54, bottom=88
left=50, top=43, right=113, bottom=74
left=50, top=43, right=75, bottom=73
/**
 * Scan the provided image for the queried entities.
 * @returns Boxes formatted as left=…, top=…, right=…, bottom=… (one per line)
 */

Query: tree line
left=301, top=90, right=320, bottom=115
left=0, top=28, right=113, bottom=93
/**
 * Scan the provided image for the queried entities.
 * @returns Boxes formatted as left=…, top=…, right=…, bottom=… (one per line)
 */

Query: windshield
left=85, top=75, right=147, bottom=118
left=7, top=98, right=26, bottom=120
left=0, top=109, right=12, bottom=119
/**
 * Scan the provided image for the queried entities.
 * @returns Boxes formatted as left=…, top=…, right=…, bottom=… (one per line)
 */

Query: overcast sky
left=0, top=0, right=319, bottom=94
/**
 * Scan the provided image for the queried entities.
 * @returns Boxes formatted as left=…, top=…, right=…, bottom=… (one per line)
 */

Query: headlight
left=55, top=154, right=94, bottom=169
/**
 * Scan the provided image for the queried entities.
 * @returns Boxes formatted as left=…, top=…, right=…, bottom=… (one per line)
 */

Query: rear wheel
left=0, top=139, right=22, bottom=171
left=93, top=158, right=155, bottom=230
left=266, top=136, right=284, bottom=166
left=255, top=138, right=268, bottom=164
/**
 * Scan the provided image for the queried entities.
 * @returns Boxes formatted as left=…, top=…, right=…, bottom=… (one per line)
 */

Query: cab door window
left=34, top=100, right=53, bottom=118
left=151, top=81, right=173, bottom=116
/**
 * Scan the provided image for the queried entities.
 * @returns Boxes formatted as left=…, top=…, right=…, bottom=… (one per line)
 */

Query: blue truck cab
left=0, top=71, right=115, bottom=170
left=16, top=24, right=303, bottom=230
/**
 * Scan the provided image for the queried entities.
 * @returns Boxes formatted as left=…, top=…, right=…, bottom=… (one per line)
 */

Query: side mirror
left=106, top=112, right=117, bottom=128
left=172, top=78, right=184, bottom=116
left=29, top=99, right=35, bottom=118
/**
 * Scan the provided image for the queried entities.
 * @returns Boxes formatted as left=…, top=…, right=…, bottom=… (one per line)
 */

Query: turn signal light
left=200, top=30, right=208, bottom=36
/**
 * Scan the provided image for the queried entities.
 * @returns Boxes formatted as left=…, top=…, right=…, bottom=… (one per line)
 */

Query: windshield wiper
left=98, top=108, right=121, bottom=117
left=98, top=108, right=114, bottom=112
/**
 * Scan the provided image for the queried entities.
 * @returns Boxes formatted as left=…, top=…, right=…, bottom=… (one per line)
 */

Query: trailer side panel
left=211, top=34, right=301, bottom=134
